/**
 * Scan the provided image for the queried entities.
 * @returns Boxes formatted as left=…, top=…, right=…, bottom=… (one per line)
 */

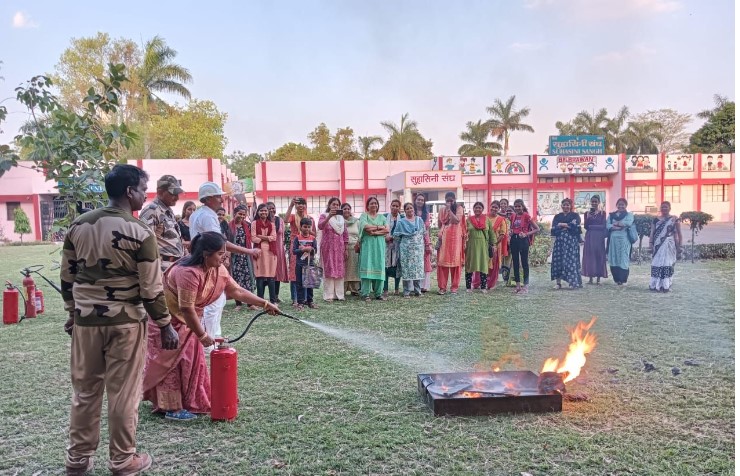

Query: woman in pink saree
left=143, top=232, right=280, bottom=421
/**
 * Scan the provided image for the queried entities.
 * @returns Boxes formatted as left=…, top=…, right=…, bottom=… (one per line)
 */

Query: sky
left=0, top=0, right=735, bottom=157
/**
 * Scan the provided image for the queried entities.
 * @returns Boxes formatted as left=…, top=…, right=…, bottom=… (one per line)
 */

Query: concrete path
left=688, top=222, right=734, bottom=244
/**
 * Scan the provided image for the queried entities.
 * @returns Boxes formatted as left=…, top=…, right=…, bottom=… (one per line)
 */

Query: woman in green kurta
left=358, top=197, right=388, bottom=301
left=465, top=202, right=493, bottom=292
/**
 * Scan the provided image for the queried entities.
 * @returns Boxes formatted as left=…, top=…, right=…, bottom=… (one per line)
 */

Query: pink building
left=0, top=153, right=733, bottom=242
left=0, top=158, right=237, bottom=242
left=255, top=153, right=735, bottom=222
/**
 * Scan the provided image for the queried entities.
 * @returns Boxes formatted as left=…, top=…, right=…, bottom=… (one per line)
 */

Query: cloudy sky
left=0, top=0, right=735, bottom=157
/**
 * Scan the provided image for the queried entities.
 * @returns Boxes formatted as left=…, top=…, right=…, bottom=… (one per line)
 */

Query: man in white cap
left=189, top=182, right=260, bottom=343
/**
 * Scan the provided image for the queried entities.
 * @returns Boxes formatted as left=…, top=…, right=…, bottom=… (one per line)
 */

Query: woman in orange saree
left=143, top=232, right=279, bottom=421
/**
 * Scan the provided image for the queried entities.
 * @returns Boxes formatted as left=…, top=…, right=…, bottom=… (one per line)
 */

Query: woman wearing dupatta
left=437, top=192, right=467, bottom=295
left=267, top=202, right=288, bottom=301
left=359, top=196, right=388, bottom=301
left=498, top=198, right=515, bottom=286
left=582, top=195, right=608, bottom=284
left=413, top=194, right=433, bottom=292
left=228, top=205, right=256, bottom=309
left=342, top=203, right=361, bottom=296
left=143, top=232, right=279, bottom=421
left=393, top=202, right=426, bottom=297
left=550, top=198, right=583, bottom=289
left=649, top=201, right=682, bottom=292
left=607, top=198, right=635, bottom=285
left=251, top=204, right=278, bottom=304
left=471, top=200, right=509, bottom=290
left=318, top=197, right=349, bottom=301
left=465, top=202, right=493, bottom=292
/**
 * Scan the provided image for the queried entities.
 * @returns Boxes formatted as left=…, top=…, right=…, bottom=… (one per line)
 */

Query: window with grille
left=663, top=186, right=681, bottom=204
left=463, top=190, right=485, bottom=211
left=6, top=202, right=20, bottom=220
left=491, top=189, right=532, bottom=207
left=703, top=184, right=729, bottom=202
left=575, top=176, right=607, bottom=182
left=625, top=186, right=655, bottom=204
left=267, top=196, right=292, bottom=215
left=538, top=177, right=567, bottom=183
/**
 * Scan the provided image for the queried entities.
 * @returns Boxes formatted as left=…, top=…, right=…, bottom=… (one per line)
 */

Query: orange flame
left=540, top=317, right=597, bottom=383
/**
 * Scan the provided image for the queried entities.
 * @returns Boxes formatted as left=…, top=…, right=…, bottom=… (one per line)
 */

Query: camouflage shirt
left=139, top=197, right=184, bottom=259
left=61, top=207, right=171, bottom=328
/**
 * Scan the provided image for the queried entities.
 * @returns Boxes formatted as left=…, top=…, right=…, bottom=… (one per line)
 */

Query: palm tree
left=623, top=120, right=661, bottom=154
left=457, top=120, right=502, bottom=156
left=605, top=106, right=630, bottom=153
left=357, top=135, right=383, bottom=160
left=698, top=94, right=730, bottom=119
left=379, top=113, right=429, bottom=160
left=484, top=95, right=534, bottom=156
left=572, top=108, right=609, bottom=136
left=137, top=36, right=192, bottom=111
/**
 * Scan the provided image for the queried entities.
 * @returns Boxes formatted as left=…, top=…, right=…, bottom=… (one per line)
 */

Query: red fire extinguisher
left=210, top=338, right=238, bottom=421
left=35, top=289, right=45, bottom=314
left=21, top=270, right=37, bottom=319
left=3, top=281, right=20, bottom=325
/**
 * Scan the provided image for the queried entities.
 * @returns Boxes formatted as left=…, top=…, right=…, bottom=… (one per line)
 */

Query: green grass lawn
left=0, top=245, right=734, bottom=475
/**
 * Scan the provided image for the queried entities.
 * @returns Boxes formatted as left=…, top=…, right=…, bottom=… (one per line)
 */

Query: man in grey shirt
left=189, top=182, right=260, bottom=343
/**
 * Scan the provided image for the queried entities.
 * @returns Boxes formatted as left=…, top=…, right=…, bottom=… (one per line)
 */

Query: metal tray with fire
left=417, top=370, right=563, bottom=416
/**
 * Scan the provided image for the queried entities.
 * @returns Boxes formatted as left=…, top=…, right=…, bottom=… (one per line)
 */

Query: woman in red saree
left=143, top=232, right=280, bottom=421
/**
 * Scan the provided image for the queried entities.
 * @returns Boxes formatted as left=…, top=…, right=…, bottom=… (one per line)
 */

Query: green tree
left=15, top=64, right=138, bottom=229
left=605, top=106, right=630, bottom=153
left=697, top=94, right=730, bottom=120
left=52, top=32, right=141, bottom=118
left=679, top=211, right=713, bottom=263
left=0, top=61, right=21, bottom=177
left=572, top=108, right=609, bottom=136
left=357, top=135, right=383, bottom=160
left=379, top=113, right=431, bottom=160
left=689, top=100, right=735, bottom=153
left=457, top=120, right=502, bottom=156
left=632, top=214, right=655, bottom=263
left=226, top=150, right=262, bottom=179
left=484, top=95, right=534, bottom=156
left=137, top=35, right=192, bottom=112
left=332, top=127, right=359, bottom=161
left=306, top=123, right=335, bottom=161
left=265, top=142, right=313, bottom=162
left=13, top=206, right=31, bottom=242
left=623, top=119, right=660, bottom=154
left=129, top=99, right=227, bottom=160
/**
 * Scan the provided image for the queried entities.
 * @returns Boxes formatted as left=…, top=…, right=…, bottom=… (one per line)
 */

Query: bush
left=679, top=211, right=714, bottom=263
left=13, top=207, right=32, bottom=243
left=631, top=243, right=733, bottom=262
left=530, top=221, right=553, bottom=267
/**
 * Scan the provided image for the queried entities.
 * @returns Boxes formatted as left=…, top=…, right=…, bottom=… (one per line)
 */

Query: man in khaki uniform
left=62, top=164, right=179, bottom=476
left=139, top=175, right=185, bottom=271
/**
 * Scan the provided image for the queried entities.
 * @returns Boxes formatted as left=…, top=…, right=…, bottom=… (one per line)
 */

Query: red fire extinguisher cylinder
left=210, top=338, right=238, bottom=421
left=22, top=272, right=36, bottom=319
left=3, top=282, right=19, bottom=325
left=35, top=289, right=45, bottom=314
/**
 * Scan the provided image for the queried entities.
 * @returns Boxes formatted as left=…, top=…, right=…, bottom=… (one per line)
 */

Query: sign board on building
left=490, top=155, right=530, bottom=175
left=405, top=170, right=461, bottom=189
left=702, top=153, right=731, bottom=172
left=536, top=155, right=619, bottom=175
left=665, top=154, right=694, bottom=172
left=625, top=154, right=658, bottom=172
left=549, top=135, right=605, bottom=155
left=432, top=156, right=485, bottom=175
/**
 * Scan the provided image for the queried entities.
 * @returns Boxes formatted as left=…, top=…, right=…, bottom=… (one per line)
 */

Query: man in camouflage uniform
left=61, top=164, right=179, bottom=476
left=139, top=175, right=185, bottom=271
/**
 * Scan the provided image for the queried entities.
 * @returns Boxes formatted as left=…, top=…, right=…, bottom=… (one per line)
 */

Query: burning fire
left=541, top=317, right=597, bottom=383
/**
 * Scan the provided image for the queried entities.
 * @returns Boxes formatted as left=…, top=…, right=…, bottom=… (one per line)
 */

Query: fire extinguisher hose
left=227, top=310, right=301, bottom=344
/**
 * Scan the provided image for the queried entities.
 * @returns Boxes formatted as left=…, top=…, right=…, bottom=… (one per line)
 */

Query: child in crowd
left=292, top=217, right=318, bottom=310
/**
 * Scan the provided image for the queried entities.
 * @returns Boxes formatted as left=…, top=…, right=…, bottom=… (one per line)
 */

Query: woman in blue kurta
left=392, top=202, right=426, bottom=297
left=550, top=198, right=583, bottom=289
left=606, top=198, right=635, bottom=285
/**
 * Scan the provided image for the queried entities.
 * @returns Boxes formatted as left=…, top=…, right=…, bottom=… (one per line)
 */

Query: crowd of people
left=59, top=163, right=684, bottom=475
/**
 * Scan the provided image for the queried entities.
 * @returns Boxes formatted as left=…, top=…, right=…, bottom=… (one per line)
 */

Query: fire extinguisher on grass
left=21, top=270, right=37, bottom=319
left=210, top=310, right=301, bottom=422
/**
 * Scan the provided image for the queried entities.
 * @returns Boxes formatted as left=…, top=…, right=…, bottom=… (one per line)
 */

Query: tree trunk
left=691, top=228, right=696, bottom=263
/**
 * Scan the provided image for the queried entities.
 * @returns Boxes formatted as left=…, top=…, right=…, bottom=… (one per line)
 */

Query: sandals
left=553, top=283, right=562, bottom=290
left=165, top=409, right=198, bottom=421
left=308, top=302, right=318, bottom=309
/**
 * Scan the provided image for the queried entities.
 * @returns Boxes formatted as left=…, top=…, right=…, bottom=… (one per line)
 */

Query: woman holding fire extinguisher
left=143, top=231, right=280, bottom=421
